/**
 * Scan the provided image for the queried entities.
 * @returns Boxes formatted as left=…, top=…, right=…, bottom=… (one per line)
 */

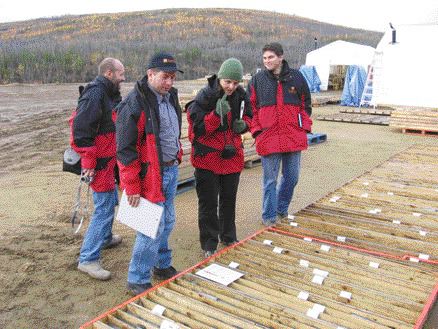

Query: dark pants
left=195, top=168, right=240, bottom=252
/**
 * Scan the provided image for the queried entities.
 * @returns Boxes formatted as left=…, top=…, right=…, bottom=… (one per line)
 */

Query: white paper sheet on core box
left=116, top=190, right=163, bottom=239
left=196, top=264, right=244, bottom=286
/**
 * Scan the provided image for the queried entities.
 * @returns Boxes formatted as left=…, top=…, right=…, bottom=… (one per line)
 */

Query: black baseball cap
left=147, top=52, right=183, bottom=73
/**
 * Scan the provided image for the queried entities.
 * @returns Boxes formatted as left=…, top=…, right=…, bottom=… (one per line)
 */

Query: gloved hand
left=232, top=119, right=247, bottom=134
left=215, top=94, right=231, bottom=118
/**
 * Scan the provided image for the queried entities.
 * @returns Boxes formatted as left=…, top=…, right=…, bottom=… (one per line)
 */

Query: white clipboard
left=116, top=190, right=163, bottom=239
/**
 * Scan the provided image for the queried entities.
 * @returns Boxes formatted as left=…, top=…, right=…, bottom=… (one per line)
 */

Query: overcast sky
left=0, top=0, right=436, bottom=31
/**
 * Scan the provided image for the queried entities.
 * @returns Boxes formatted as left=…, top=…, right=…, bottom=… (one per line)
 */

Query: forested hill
left=0, top=8, right=382, bottom=83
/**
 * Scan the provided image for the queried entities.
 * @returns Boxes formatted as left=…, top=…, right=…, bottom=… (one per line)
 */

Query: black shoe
left=222, top=240, right=239, bottom=247
left=153, top=266, right=179, bottom=280
left=127, top=282, right=152, bottom=296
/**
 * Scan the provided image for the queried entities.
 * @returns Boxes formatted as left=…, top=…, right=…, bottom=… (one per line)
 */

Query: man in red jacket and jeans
left=248, top=42, right=312, bottom=226
left=116, top=52, right=183, bottom=295
left=71, top=57, right=125, bottom=280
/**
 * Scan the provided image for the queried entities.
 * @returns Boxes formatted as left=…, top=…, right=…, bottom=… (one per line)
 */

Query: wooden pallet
left=316, top=113, right=390, bottom=125
left=401, top=128, right=438, bottom=136
left=340, top=107, right=393, bottom=116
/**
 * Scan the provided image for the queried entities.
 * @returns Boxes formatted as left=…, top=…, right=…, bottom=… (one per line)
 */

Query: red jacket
left=187, top=75, right=252, bottom=175
left=116, top=76, right=182, bottom=203
left=248, top=60, right=312, bottom=156
left=70, top=76, right=121, bottom=192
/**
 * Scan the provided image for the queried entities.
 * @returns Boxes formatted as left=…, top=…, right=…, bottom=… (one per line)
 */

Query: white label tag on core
left=299, top=259, right=310, bottom=268
left=160, top=320, right=180, bottom=329
left=151, top=304, right=166, bottom=316
left=320, top=245, right=331, bottom=252
left=339, top=291, right=352, bottom=300
left=306, top=308, right=320, bottom=319
left=228, top=262, right=240, bottom=269
left=313, top=304, right=326, bottom=314
left=312, top=275, right=325, bottom=285
left=298, top=291, right=309, bottom=301
left=263, top=240, right=273, bottom=245
left=337, top=236, right=346, bottom=242
left=369, top=261, right=380, bottom=269
left=273, top=247, right=284, bottom=254
left=313, top=269, right=329, bottom=277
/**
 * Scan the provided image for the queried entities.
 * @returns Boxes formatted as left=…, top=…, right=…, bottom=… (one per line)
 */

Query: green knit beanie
left=217, top=58, right=243, bottom=81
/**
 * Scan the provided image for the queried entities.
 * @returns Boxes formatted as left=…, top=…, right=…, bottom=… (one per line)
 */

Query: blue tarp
left=299, top=65, right=321, bottom=93
left=340, top=65, right=367, bottom=107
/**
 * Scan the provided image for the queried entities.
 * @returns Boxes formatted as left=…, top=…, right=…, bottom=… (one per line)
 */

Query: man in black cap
left=116, top=52, right=183, bottom=295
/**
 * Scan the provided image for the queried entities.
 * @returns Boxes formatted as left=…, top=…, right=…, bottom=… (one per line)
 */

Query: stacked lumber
left=82, top=144, right=438, bottom=329
left=390, top=107, right=438, bottom=134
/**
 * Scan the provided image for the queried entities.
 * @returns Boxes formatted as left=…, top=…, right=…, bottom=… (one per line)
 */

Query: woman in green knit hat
left=186, top=58, right=253, bottom=258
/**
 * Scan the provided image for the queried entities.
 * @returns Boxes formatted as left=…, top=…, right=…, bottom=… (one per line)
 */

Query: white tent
left=370, top=23, right=438, bottom=108
left=305, top=40, right=375, bottom=91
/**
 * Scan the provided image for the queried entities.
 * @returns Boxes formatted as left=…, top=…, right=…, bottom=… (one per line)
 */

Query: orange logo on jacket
left=288, top=86, right=297, bottom=94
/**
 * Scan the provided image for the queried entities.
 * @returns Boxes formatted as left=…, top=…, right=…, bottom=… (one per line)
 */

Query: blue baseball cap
left=147, top=52, right=183, bottom=73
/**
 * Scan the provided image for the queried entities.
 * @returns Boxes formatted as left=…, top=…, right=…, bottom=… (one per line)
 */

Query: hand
left=215, top=94, right=231, bottom=118
left=127, top=194, right=140, bottom=207
left=82, top=168, right=95, bottom=177
left=232, top=119, right=247, bottom=134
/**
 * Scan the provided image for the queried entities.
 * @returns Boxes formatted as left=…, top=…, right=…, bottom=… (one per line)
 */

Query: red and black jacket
left=248, top=60, right=313, bottom=156
left=116, top=76, right=182, bottom=203
left=70, top=75, right=121, bottom=192
left=187, top=75, right=252, bottom=175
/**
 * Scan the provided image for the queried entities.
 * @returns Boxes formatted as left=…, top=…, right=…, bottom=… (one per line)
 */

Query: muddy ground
left=0, top=82, right=436, bottom=328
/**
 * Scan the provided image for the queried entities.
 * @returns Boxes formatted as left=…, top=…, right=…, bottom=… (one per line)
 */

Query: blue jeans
left=261, top=152, right=301, bottom=223
left=128, top=165, right=178, bottom=285
left=79, top=189, right=118, bottom=264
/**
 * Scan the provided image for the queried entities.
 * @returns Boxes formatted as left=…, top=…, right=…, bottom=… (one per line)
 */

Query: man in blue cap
left=116, top=52, right=183, bottom=295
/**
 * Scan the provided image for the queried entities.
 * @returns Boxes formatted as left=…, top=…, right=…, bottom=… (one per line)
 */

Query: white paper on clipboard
left=116, top=190, right=163, bottom=239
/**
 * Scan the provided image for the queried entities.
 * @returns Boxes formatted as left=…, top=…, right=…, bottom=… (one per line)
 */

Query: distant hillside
left=0, top=8, right=382, bottom=83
